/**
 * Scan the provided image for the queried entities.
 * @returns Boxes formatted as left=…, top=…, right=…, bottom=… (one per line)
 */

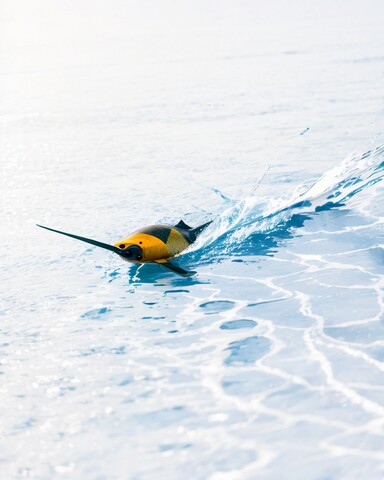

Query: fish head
left=114, top=242, right=143, bottom=261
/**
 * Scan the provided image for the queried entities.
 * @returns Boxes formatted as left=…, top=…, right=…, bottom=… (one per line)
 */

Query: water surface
left=1, top=1, right=384, bottom=479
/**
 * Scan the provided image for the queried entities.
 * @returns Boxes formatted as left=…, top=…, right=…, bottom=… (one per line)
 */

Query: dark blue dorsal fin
left=174, top=219, right=192, bottom=230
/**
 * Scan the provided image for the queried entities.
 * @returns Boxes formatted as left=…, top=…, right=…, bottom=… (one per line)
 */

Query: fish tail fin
left=189, top=221, right=212, bottom=241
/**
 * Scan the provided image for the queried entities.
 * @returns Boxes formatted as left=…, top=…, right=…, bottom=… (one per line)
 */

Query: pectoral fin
left=154, top=260, right=196, bottom=277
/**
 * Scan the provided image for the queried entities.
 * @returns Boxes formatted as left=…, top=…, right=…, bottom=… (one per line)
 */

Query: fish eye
left=119, top=244, right=125, bottom=249
left=139, top=242, right=142, bottom=244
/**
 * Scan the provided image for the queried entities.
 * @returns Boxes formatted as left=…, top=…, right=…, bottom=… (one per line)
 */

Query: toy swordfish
left=37, top=220, right=212, bottom=276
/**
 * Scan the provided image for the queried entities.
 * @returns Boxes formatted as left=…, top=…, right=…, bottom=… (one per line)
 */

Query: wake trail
left=183, top=145, right=384, bottom=263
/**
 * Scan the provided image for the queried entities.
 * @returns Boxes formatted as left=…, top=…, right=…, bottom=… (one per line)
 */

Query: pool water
left=0, top=1, right=383, bottom=479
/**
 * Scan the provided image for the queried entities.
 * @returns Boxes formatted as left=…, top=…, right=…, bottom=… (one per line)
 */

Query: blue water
left=1, top=1, right=384, bottom=479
